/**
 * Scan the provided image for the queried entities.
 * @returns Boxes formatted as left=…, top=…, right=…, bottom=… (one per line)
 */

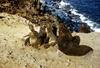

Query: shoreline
left=0, top=0, right=100, bottom=68
left=41, top=0, right=100, bottom=32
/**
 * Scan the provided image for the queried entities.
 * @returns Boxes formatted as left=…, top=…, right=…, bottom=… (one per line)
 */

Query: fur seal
left=58, top=23, right=93, bottom=56
left=25, top=23, right=41, bottom=49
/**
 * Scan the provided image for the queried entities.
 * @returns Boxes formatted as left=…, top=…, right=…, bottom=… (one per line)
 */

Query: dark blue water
left=66, top=0, right=100, bottom=23
left=41, top=0, right=100, bottom=32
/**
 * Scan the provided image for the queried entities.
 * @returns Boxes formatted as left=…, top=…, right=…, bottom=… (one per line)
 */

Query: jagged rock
left=79, top=23, right=91, bottom=33
left=0, top=0, right=43, bottom=22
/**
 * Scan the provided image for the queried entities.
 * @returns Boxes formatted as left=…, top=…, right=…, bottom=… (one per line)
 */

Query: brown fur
left=58, top=23, right=93, bottom=56
left=38, top=25, right=49, bottom=45
left=25, top=23, right=41, bottom=49
left=46, top=23, right=57, bottom=46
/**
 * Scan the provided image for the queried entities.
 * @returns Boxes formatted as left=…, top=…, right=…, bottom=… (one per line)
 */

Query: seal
left=58, top=23, right=93, bottom=56
left=24, top=23, right=41, bottom=49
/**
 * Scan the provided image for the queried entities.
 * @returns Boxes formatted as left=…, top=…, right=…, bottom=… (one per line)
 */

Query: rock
left=0, top=0, right=43, bottom=21
left=0, top=0, right=97, bottom=67
left=79, top=23, right=91, bottom=33
left=61, top=5, right=71, bottom=12
left=0, top=12, right=99, bottom=68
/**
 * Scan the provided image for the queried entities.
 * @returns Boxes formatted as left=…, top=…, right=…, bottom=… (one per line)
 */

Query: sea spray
left=40, top=0, right=100, bottom=32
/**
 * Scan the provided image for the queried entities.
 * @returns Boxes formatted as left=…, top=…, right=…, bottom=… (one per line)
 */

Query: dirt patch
left=0, top=13, right=100, bottom=68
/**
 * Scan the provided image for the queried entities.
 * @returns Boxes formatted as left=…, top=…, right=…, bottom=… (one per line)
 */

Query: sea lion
left=25, top=23, right=50, bottom=49
left=38, top=25, right=49, bottom=45
left=58, top=23, right=93, bottom=56
left=25, top=23, right=41, bottom=49
left=52, top=23, right=58, bottom=36
left=46, top=23, right=57, bottom=46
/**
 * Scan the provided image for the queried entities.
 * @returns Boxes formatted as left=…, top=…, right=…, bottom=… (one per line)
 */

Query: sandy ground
left=0, top=13, right=100, bottom=68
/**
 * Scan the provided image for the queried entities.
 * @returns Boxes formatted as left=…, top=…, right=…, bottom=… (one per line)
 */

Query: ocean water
left=66, top=0, right=100, bottom=32
left=66, top=0, right=100, bottom=22
left=41, top=0, right=100, bottom=32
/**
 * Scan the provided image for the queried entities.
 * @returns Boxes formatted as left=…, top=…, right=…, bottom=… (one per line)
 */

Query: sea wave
left=40, top=0, right=100, bottom=32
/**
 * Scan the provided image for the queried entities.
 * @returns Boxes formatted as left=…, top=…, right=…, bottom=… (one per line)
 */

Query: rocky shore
left=0, top=12, right=100, bottom=68
left=0, top=0, right=100, bottom=68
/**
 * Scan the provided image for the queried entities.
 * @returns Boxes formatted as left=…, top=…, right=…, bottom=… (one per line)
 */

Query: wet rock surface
left=0, top=0, right=92, bottom=33
left=41, top=0, right=94, bottom=32
left=79, top=23, right=93, bottom=33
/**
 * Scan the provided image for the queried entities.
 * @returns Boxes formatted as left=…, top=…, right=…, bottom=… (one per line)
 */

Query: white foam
left=59, top=0, right=100, bottom=32
left=40, top=0, right=45, bottom=3
left=70, top=8, right=100, bottom=32
left=59, top=0, right=70, bottom=8
left=93, top=28, right=100, bottom=32
left=41, top=0, right=100, bottom=32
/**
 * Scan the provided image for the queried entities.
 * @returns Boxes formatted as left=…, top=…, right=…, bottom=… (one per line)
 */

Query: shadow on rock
left=58, top=23, right=93, bottom=56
